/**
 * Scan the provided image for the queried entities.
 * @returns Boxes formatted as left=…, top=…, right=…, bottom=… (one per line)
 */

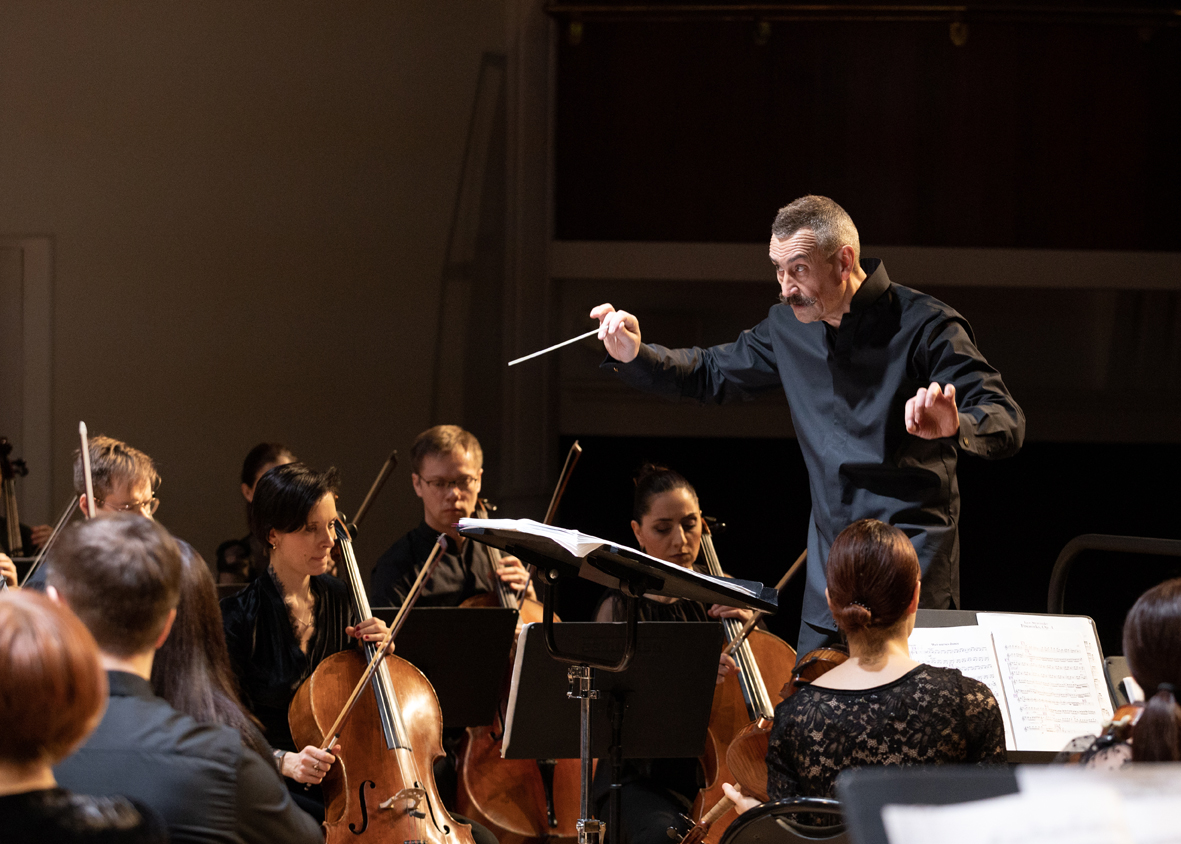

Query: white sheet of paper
left=1018, top=766, right=1181, bottom=844
left=907, top=625, right=1016, bottom=750
left=881, top=787, right=1132, bottom=844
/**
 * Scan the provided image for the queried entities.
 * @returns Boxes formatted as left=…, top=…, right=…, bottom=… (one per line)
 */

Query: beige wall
left=0, top=1, right=506, bottom=569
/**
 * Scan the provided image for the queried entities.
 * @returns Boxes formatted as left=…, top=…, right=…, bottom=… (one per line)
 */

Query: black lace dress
left=768, top=664, right=1006, bottom=815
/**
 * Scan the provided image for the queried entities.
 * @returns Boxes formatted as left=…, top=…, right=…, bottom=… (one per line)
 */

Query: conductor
left=591, top=195, right=1025, bottom=655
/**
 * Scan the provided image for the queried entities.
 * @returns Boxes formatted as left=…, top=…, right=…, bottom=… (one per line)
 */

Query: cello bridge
left=380, top=787, right=427, bottom=817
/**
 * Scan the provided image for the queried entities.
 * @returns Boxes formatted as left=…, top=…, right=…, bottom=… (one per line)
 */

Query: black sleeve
left=765, top=698, right=803, bottom=800
left=920, top=316, right=1025, bottom=461
left=959, top=675, right=1008, bottom=764
left=602, top=317, right=784, bottom=405
left=233, top=746, right=323, bottom=844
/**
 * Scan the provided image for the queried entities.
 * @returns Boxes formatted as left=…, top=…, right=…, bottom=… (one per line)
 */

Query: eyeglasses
left=420, top=476, right=478, bottom=492
left=97, top=496, right=160, bottom=515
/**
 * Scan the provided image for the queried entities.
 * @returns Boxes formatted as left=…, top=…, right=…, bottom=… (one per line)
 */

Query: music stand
left=372, top=606, right=518, bottom=728
left=459, top=521, right=777, bottom=844
left=504, top=621, right=722, bottom=844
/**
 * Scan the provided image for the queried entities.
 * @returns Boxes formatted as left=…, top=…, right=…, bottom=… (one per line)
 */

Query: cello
left=687, top=521, right=798, bottom=844
left=1, top=437, right=29, bottom=557
left=289, top=519, right=476, bottom=844
left=454, top=443, right=583, bottom=844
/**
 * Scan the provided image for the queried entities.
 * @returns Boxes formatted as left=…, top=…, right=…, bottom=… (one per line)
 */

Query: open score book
left=907, top=613, right=1115, bottom=752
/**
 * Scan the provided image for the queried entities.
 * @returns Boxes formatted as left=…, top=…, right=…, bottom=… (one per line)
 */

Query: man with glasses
left=24, top=435, right=162, bottom=590
left=370, top=424, right=535, bottom=608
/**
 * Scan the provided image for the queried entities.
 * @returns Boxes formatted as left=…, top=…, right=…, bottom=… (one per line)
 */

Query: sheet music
left=882, top=787, right=1133, bottom=844
left=907, top=625, right=1015, bottom=750
left=987, top=626, right=1110, bottom=751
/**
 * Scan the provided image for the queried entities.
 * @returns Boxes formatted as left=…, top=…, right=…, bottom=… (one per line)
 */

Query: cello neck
left=334, top=521, right=408, bottom=750
left=700, top=530, right=776, bottom=721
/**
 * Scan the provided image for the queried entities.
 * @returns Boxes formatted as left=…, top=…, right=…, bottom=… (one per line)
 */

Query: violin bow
left=79, top=422, right=96, bottom=518
left=351, top=450, right=398, bottom=528
left=723, top=548, right=807, bottom=657
left=18, top=496, right=81, bottom=587
left=316, top=530, right=448, bottom=751
left=543, top=440, right=582, bottom=526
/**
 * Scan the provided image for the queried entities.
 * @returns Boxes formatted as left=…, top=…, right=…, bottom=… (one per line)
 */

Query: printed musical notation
left=908, top=614, right=1114, bottom=753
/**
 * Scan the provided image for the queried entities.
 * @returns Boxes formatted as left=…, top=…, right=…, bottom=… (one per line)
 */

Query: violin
left=684, top=522, right=798, bottom=844
left=289, top=520, right=475, bottom=844
left=455, top=443, right=583, bottom=844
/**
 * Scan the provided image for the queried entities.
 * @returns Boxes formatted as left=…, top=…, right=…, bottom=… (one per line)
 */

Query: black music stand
left=372, top=606, right=518, bottom=728
left=459, top=521, right=777, bottom=844
left=504, top=621, right=723, bottom=844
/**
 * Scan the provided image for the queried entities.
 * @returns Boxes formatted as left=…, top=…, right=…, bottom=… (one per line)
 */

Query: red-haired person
left=0, top=590, right=166, bottom=843
left=724, top=519, right=1006, bottom=817
left=1062, top=578, right=1181, bottom=768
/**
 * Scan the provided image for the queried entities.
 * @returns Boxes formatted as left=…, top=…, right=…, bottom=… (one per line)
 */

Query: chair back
left=718, top=797, right=848, bottom=844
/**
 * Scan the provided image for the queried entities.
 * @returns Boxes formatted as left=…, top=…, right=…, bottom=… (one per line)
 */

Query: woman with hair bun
left=1062, top=577, right=1181, bottom=768
left=725, top=518, right=1006, bottom=814
left=0, top=590, right=166, bottom=843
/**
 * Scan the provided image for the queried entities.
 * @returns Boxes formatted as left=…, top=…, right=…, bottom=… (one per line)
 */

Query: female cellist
left=220, top=463, right=392, bottom=818
left=722, top=519, right=1006, bottom=822
left=592, top=464, right=752, bottom=844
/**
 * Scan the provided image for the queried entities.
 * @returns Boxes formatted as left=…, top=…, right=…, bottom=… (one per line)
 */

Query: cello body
left=290, top=648, right=473, bottom=843
left=692, top=629, right=796, bottom=843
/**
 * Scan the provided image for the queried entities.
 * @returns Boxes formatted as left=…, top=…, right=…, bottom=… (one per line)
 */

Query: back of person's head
left=771, top=195, right=860, bottom=263
left=72, top=435, right=160, bottom=499
left=0, top=590, right=108, bottom=765
left=409, top=425, right=483, bottom=474
left=151, top=542, right=268, bottom=758
left=632, top=463, right=697, bottom=522
left=240, top=442, right=296, bottom=489
left=825, top=519, right=920, bottom=643
left=47, top=515, right=181, bottom=658
left=249, top=462, right=340, bottom=552
left=1123, top=578, right=1181, bottom=762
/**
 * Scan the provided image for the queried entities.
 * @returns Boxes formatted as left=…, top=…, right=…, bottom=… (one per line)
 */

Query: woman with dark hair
left=0, top=590, right=167, bottom=843
left=1063, top=577, right=1181, bottom=767
left=724, top=518, right=1006, bottom=816
left=592, top=464, right=754, bottom=844
left=220, top=462, right=390, bottom=818
left=151, top=541, right=271, bottom=761
left=215, top=442, right=296, bottom=583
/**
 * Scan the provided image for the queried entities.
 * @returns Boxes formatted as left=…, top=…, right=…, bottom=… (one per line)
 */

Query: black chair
left=718, top=798, right=848, bottom=844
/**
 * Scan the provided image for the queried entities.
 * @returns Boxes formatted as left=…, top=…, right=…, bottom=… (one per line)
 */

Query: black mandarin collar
left=846, top=257, right=890, bottom=315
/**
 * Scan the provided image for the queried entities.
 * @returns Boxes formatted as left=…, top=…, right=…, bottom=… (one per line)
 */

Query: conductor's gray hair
left=771, top=196, right=860, bottom=263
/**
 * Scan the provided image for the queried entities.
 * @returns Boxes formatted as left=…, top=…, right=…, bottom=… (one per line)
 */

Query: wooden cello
left=289, top=520, right=476, bottom=844
left=455, top=443, right=583, bottom=844
left=688, top=522, right=798, bottom=844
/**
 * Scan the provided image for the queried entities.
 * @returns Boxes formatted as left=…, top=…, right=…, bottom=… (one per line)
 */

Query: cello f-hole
left=350, top=781, right=376, bottom=835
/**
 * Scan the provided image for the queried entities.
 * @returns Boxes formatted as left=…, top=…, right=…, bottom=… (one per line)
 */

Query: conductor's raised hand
left=905, top=382, right=960, bottom=439
left=590, top=303, right=641, bottom=363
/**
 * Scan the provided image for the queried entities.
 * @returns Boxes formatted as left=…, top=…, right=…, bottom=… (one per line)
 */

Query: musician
left=592, top=195, right=1025, bottom=655
left=46, top=515, right=321, bottom=844
left=592, top=464, right=750, bottom=844
left=0, top=589, right=166, bottom=843
left=1059, top=577, right=1181, bottom=767
left=25, top=436, right=162, bottom=591
left=723, top=519, right=1005, bottom=818
left=1, top=551, right=16, bottom=588
left=152, top=541, right=272, bottom=763
left=215, top=442, right=296, bottom=584
left=370, top=425, right=534, bottom=607
left=220, top=462, right=391, bottom=818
